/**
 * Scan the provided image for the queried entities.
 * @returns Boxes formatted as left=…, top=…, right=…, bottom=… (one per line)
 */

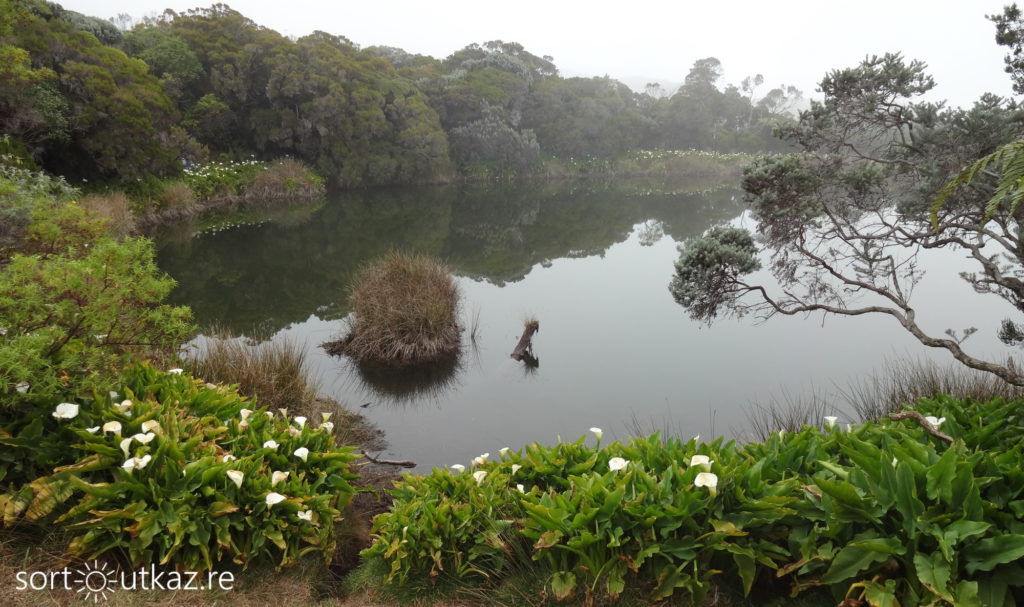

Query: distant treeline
left=0, top=1, right=801, bottom=187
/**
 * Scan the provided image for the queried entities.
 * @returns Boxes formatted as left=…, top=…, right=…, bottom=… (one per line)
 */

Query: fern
left=931, top=139, right=1024, bottom=228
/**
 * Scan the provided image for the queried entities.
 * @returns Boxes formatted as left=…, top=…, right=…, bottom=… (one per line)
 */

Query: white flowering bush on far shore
left=0, top=363, right=357, bottom=572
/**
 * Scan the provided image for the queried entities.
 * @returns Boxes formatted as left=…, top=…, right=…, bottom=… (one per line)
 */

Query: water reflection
left=341, top=355, right=465, bottom=405
left=155, top=180, right=744, bottom=337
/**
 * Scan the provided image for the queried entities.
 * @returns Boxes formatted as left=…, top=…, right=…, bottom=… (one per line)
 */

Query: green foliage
left=0, top=165, right=77, bottom=255
left=669, top=226, right=761, bottom=322
left=0, top=363, right=358, bottom=571
left=363, top=396, right=1024, bottom=605
left=931, top=138, right=1024, bottom=227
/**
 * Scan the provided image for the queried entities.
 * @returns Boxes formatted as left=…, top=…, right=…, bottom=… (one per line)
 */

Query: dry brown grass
left=325, top=251, right=461, bottom=367
left=80, top=191, right=137, bottom=237
left=157, top=181, right=199, bottom=215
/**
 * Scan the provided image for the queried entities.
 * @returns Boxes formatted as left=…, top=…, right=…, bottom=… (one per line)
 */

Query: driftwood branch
left=887, top=411, right=954, bottom=444
left=359, top=450, right=416, bottom=468
left=511, top=320, right=539, bottom=361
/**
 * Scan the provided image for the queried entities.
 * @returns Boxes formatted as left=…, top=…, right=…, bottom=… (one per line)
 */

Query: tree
left=669, top=52, right=1024, bottom=385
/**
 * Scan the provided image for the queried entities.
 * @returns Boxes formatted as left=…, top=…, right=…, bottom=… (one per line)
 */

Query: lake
left=154, top=178, right=1017, bottom=471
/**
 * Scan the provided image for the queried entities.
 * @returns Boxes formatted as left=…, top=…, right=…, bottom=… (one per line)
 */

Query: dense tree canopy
left=1, top=0, right=799, bottom=187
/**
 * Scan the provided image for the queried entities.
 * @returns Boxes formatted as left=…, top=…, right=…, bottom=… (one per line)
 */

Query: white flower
left=52, top=403, right=80, bottom=420
left=450, top=464, right=465, bottom=473
left=239, top=420, right=250, bottom=429
left=135, top=454, right=151, bottom=469
left=120, top=437, right=133, bottom=457
left=321, top=412, right=332, bottom=422
left=689, top=455, right=714, bottom=471
left=222, top=454, right=236, bottom=463
left=695, top=472, right=719, bottom=496
left=297, top=510, right=313, bottom=522
left=692, top=435, right=700, bottom=443
left=141, top=420, right=160, bottom=433
left=472, top=453, right=489, bottom=466
left=133, top=432, right=155, bottom=445
left=288, top=427, right=300, bottom=437
left=226, top=470, right=244, bottom=488
left=516, top=484, right=525, bottom=493
left=265, top=411, right=274, bottom=419
left=608, top=457, right=629, bottom=471
left=824, top=416, right=838, bottom=428
left=778, top=429, right=786, bottom=439
left=320, top=422, right=334, bottom=433
left=102, top=421, right=122, bottom=435
left=86, top=426, right=99, bottom=434
left=168, top=368, right=184, bottom=375
left=16, top=382, right=29, bottom=394
left=271, top=470, right=289, bottom=486
left=239, top=408, right=253, bottom=421
left=205, top=383, right=217, bottom=390
left=294, top=447, right=309, bottom=462
left=265, top=492, right=286, bottom=507
left=846, top=423, right=852, bottom=433
left=294, top=416, right=307, bottom=428
left=122, top=458, right=137, bottom=471
left=278, top=408, right=288, bottom=418
left=499, top=447, right=511, bottom=456
left=924, top=416, right=946, bottom=429
left=263, top=440, right=279, bottom=449
left=511, top=464, right=522, bottom=475
left=472, top=470, right=488, bottom=484
left=114, top=399, right=133, bottom=414
left=590, top=427, right=603, bottom=441
left=892, top=457, right=899, bottom=467
left=109, top=391, right=119, bottom=400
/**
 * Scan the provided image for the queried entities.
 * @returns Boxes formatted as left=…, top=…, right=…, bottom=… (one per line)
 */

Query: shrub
left=363, top=397, right=1024, bottom=605
left=245, top=158, right=326, bottom=200
left=0, top=364, right=358, bottom=571
left=155, top=179, right=198, bottom=215
left=326, top=251, right=461, bottom=366
left=0, top=166, right=77, bottom=257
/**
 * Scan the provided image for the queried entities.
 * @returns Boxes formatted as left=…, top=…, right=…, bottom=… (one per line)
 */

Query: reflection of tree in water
left=338, top=354, right=464, bottom=407
left=155, top=179, right=745, bottom=337
left=636, top=219, right=665, bottom=246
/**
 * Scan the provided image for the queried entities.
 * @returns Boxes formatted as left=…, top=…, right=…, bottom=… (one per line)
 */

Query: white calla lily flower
left=472, top=470, right=487, bottom=484
left=136, top=454, right=151, bottom=469
left=109, top=391, right=119, bottom=400
left=924, top=416, right=946, bottom=428
left=52, top=403, right=80, bottom=420
left=16, top=382, right=30, bottom=394
left=271, top=470, right=289, bottom=486
left=450, top=464, right=465, bottom=473
left=320, top=422, right=334, bottom=433
left=265, top=492, right=286, bottom=507
left=167, top=368, right=183, bottom=375
left=297, top=510, right=313, bottom=522
left=262, top=440, right=279, bottom=449
left=472, top=453, right=489, bottom=466
left=511, top=464, right=522, bottom=475
left=499, top=447, right=510, bottom=456
left=141, top=420, right=160, bottom=433
left=689, top=455, right=713, bottom=471
left=86, top=426, right=100, bottom=434
left=516, top=484, right=525, bottom=493
left=824, top=416, right=838, bottom=428
left=695, top=472, right=719, bottom=496
left=608, top=457, right=628, bottom=471
left=590, top=427, right=603, bottom=441
left=239, top=408, right=253, bottom=421
left=294, top=416, right=307, bottom=428
left=120, top=437, right=133, bottom=457
left=222, top=454, right=236, bottom=463
left=226, top=470, right=244, bottom=488
left=288, top=427, right=300, bottom=437
left=294, top=447, right=309, bottom=462
left=321, top=412, right=332, bottom=422
left=114, top=399, right=133, bottom=414
left=102, top=421, right=122, bottom=435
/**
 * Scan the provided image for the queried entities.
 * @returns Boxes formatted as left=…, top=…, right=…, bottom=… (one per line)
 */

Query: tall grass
left=326, top=251, right=461, bottom=366
left=189, top=335, right=320, bottom=412
left=744, top=357, right=1024, bottom=440
left=80, top=191, right=136, bottom=237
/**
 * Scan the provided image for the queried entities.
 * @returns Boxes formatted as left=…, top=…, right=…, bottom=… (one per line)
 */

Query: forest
left=0, top=0, right=799, bottom=188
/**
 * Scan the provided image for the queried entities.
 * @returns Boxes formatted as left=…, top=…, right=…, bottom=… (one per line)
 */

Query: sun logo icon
left=74, top=560, right=118, bottom=602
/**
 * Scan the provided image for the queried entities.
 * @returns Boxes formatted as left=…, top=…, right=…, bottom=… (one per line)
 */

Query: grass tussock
left=246, top=158, right=327, bottom=201
left=156, top=180, right=198, bottom=215
left=80, top=191, right=136, bottom=237
left=326, top=251, right=461, bottom=367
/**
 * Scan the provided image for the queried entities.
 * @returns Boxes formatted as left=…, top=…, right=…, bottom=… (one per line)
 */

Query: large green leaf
left=820, top=537, right=904, bottom=584
left=964, top=535, right=1024, bottom=574
left=913, top=551, right=952, bottom=601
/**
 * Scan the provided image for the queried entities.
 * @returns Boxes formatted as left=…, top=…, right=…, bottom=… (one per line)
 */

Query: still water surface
left=154, top=179, right=1015, bottom=470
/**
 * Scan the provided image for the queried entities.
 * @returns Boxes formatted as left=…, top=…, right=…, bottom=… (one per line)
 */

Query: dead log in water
left=511, top=320, right=540, bottom=361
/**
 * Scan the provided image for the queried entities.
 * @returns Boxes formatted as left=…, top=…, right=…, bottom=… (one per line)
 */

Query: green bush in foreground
left=363, top=395, right=1024, bottom=606
left=1, top=363, right=357, bottom=571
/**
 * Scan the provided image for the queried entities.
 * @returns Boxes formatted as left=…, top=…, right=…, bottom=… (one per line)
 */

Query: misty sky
left=61, top=0, right=1018, bottom=108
